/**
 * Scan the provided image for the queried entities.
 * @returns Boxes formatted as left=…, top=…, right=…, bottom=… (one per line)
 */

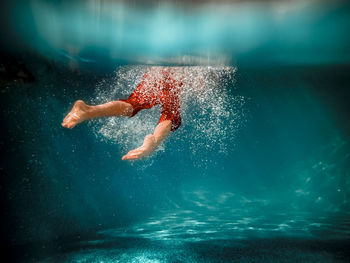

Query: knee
left=118, top=100, right=134, bottom=117
left=124, top=104, right=134, bottom=117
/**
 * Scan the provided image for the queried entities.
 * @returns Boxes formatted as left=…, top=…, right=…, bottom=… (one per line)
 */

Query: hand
left=122, top=135, right=156, bottom=161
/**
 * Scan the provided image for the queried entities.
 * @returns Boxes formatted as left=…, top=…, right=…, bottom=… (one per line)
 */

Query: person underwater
left=62, top=67, right=183, bottom=160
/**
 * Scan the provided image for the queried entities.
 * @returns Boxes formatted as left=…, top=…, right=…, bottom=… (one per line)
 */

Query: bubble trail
left=90, top=66, right=247, bottom=163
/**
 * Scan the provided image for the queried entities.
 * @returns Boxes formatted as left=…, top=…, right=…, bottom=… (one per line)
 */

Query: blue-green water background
left=1, top=0, right=350, bottom=262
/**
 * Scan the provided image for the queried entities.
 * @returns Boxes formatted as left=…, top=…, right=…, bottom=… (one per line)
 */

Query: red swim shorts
left=119, top=71, right=182, bottom=131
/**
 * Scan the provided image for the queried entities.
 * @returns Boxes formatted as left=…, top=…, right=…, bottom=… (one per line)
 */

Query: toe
left=63, top=113, right=72, bottom=123
left=122, top=152, right=138, bottom=160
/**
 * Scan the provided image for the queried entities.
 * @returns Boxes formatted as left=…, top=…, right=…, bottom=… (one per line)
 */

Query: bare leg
left=62, top=100, right=133, bottom=129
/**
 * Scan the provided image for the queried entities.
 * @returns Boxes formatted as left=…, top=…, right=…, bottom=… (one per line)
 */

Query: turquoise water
left=2, top=61, right=349, bottom=262
left=1, top=0, right=350, bottom=262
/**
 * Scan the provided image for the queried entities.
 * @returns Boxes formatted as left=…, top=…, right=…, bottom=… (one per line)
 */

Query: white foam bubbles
left=90, top=66, right=246, bottom=163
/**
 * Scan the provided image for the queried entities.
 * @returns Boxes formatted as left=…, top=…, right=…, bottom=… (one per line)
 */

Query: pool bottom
left=6, top=235, right=350, bottom=263
left=6, top=207, right=350, bottom=262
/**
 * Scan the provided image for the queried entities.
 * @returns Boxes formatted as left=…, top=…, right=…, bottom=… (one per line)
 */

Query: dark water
left=1, top=0, right=350, bottom=262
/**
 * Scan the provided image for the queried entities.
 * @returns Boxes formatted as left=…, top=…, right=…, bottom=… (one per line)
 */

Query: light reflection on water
left=94, top=187, right=350, bottom=244
left=35, top=189, right=350, bottom=262
left=11, top=0, right=350, bottom=66
left=55, top=205, right=349, bottom=262
left=97, top=208, right=350, bottom=244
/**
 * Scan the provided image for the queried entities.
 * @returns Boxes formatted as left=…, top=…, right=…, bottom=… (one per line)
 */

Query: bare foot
left=62, top=100, right=90, bottom=129
left=122, top=135, right=156, bottom=160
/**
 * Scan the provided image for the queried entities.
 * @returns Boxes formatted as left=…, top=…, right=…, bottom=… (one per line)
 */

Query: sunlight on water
left=36, top=187, right=350, bottom=262
left=89, top=66, right=246, bottom=165
left=95, top=188, right=350, bottom=244
left=16, top=0, right=350, bottom=66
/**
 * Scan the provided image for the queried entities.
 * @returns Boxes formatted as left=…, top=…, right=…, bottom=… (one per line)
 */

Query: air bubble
left=91, top=66, right=247, bottom=165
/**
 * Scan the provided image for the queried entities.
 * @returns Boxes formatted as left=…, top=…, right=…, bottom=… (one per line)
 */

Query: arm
left=122, top=120, right=172, bottom=161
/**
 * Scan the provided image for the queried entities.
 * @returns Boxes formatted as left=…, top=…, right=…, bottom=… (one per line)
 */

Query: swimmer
left=62, top=68, right=183, bottom=161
